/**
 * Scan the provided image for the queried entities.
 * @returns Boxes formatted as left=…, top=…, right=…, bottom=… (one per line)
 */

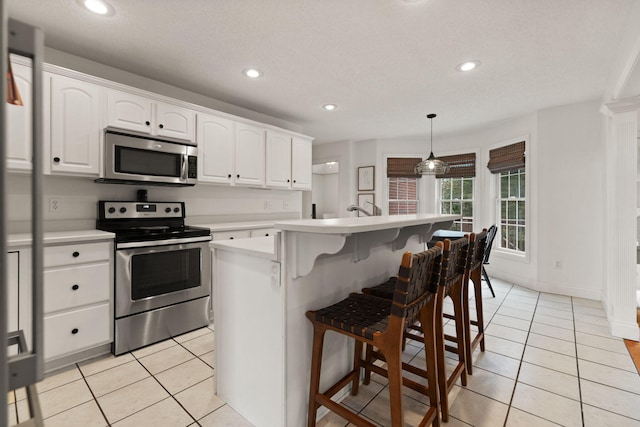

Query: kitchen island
left=210, top=214, right=460, bottom=427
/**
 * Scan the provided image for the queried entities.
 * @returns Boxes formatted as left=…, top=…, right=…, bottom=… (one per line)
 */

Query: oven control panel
left=100, top=202, right=184, bottom=219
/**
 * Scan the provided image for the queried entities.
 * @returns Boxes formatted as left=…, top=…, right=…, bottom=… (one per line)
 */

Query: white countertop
left=7, top=230, right=115, bottom=247
left=274, top=214, right=460, bottom=234
left=192, top=221, right=276, bottom=232
left=210, top=236, right=278, bottom=260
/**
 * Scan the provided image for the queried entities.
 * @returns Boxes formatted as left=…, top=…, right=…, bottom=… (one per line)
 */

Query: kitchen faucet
left=346, top=201, right=382, bottom=216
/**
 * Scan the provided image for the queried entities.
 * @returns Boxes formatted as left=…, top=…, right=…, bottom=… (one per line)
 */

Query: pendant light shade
left=415, top=113, right=449, bottom=175
left=6, top=58, right=23, bottom=106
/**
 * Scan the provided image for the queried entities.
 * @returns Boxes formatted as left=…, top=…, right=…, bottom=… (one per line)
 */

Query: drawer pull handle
left=71, top=328, right=79, bottom=335
left=72, top=284, right=79, bottom=291
left=72, top=251, right=80, bottom=258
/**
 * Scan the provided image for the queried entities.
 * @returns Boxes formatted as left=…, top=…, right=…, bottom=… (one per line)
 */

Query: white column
left=602, top=103, right=639, bottom=340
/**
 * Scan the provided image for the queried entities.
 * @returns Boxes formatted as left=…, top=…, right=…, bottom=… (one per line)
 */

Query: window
left=386, top=157, right=421, bottom=215
left=488, top=140, right=526, bottom=254
left=388, top=177, right=418, bottom=215
left=498, top=168, right=525, bottom=252
left=440, top=177, right=473, bottom=232
left=436, top=152, right=476, bottom=231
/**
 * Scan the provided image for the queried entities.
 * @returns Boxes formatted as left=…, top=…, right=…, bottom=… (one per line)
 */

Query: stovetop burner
left=96, top=201, right=211, bottom=243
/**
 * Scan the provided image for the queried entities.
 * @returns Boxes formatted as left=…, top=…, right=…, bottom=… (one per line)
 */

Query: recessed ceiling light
left=456, top=60, right=481, bottom=72
left=243, top=68, right=263, bottom=78
left=78, top=0, right=114, bottom=15
left=322, top=104, right=337, bottom=111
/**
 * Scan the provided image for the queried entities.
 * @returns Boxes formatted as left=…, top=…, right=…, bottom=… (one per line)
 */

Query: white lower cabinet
left=44, top=303, right=111, bottom=361
left=43, top=241, right=113, bottom=362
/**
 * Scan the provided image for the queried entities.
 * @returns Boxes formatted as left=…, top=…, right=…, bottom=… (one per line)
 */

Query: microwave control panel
left=188, top=156, right=197, bottom=179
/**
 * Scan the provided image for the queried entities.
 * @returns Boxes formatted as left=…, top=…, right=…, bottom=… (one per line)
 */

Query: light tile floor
left=6, top=278, right=640, bottom=426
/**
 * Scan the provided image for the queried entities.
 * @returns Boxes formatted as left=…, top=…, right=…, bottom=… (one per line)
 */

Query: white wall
left=7, top=174, right=301, bottom=233
left=536, top=100, right=604, bottom=299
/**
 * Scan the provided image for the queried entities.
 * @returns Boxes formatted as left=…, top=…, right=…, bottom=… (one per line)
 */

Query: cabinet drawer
left=44, top=262, right=110, bottom=314
left=249, top=228, right=279, bottom=238
left=44, top=303, right=111, bottom=360
left=212, top=230, right=251, bottom=241
left=44, top=242, right=110, bottom=268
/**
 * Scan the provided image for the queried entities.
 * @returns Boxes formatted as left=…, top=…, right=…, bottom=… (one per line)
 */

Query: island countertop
left=275, top=214, right=461, bottom=234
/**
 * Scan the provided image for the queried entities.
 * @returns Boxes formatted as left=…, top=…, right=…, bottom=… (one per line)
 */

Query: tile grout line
left=571, top=296, right=586, bottom=427
left=130, top=339, right=201, bottom=426
left=501, top=283, right=540, bottom=427
left=77, top=362, right=113, bottom=427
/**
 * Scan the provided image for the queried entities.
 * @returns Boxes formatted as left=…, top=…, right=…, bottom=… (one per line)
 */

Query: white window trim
left=488, top=135, right=531, bottom=263
left=437, top=177, right=475, bottom=231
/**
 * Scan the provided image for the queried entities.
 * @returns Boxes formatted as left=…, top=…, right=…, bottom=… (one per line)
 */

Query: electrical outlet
left=49, top=198, right=61, bottom=213
left=554, top=260, right=562, bottom=269
left=282, top=201, right=289, bottom=209
left=263, top=200, right=273, bottom=210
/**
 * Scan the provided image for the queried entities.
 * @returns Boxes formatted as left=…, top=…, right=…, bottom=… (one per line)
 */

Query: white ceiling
left=7, top=0, right=638, bottom=143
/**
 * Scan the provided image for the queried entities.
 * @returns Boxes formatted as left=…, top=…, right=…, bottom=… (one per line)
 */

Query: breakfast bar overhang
left=210, top=214, right=460, bottom=427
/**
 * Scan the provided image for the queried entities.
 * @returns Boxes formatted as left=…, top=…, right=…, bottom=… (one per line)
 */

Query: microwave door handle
left=181, top=153, right=188, bottom=182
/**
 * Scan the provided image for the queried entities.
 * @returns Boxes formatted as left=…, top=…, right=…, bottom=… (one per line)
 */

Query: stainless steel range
left=96, top=201, right=212, bottom=355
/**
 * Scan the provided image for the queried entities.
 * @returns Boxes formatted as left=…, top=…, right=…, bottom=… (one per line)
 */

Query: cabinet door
left=50, top=75, right=101, bottom=175
left=197, top=113, right=234, bottom=184
left=266, top=131, right=292, bottom=188
left=107, top=89, right=152, bottom=133
left=6, top=60, right=32, bottom=171
left=235, top=123, right=265, bottom=186
left=156, top=102, right=196, bottom=142
left=291, top=136, right=312, bottom=190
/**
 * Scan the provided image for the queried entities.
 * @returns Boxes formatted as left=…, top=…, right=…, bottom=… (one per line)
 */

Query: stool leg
left=462, top=278, right=473, bottom=375
left=452, top=289, right=467, bottom=387
left=471, top=268, right=486, bottom=352
left=381, top=344, right=404, bottom=427
left=351, top=341, right=363, bottom=395
left=434, top=296, right=449, bottom=422
left=307, top=324, right=326, bottom=427
left=363, top=344, right=373, bottom=385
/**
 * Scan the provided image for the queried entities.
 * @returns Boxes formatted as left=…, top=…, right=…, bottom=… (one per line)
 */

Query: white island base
left=211, top=215, right=459, bottom=427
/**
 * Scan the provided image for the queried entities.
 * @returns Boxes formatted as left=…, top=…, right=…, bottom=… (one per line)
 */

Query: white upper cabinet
left=6, top=60, right=33, bottom=171
left=107, top=90, right=152, bottom=133
left=266, top=130, right=292, bottom=188
left=155, top=102, right=196, bottom=141
left=235, top=122, right=265, bottom=186
left=291, top=136, right=313, bottom=190
left=197, top=113, right=235, bottom=184
left=107, top=89, right=195, bottom=142
left=50, top=74, right=101, bottom=176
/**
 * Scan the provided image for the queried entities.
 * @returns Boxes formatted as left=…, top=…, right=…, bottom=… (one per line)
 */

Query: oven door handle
left=117, top=235, right=212, bottom=249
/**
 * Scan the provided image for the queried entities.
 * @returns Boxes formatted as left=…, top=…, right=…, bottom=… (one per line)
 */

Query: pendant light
left=6, top=57, right=23, bottom=106
left=415, top=113, right=449, bottom=175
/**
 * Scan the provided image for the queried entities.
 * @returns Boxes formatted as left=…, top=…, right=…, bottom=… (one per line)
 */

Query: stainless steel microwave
left=98, top=128, right=197, bottom=186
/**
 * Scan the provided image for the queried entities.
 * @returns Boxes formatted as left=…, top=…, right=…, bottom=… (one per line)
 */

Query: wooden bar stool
left=460, top=229, right=489, bottom=373
left=362, top=237, right=469, bottom=422
left=305, top=247, right=443, bottom=427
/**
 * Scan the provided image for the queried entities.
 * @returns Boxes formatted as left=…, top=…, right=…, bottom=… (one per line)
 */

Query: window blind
left=435, top=152, right=476, bottom=178
left=386, top=157, right=422, bottom=178
left=487, top=141, right=525, bottom=173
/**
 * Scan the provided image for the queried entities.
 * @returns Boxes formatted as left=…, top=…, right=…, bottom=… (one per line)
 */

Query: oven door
left=115, top=238, right=211, bottom=318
